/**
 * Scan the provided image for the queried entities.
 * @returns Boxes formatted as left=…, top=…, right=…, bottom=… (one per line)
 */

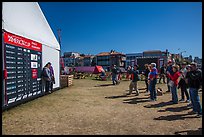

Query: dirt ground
left=2, top=78, right=202, bottom=135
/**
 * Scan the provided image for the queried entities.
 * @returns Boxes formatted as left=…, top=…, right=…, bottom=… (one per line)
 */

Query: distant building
left=64, top=52, right=80, bottom=58
left=83, top=55, right=95, bottom=66
left=143, top=50, right=162, bottom=57
left=96, top=50, right=126, bottom=70
left=75, top=56, right=84, bottom=66
left=142, top=50, right=168, bottom=67
left=125, top=53, right=143, bottom=68
left=63, top=52, right=81, bottom=67
left=63, top=56, right=76, bottom=67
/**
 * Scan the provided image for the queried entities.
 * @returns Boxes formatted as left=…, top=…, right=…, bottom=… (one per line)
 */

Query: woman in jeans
left=167, top=65, right=181, bottom=104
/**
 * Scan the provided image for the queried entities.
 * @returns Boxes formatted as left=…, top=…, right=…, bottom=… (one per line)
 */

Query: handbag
left=168, top=80, right=174, bottom=87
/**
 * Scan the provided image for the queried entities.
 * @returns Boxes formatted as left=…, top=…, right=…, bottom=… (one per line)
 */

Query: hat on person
left=190, top=62, right=197, bottom=67
left=186, top=64, right=191, bottom=69
left=182, top=62, right=187, bottom=65
left=151, top=63, right=156, bottom=67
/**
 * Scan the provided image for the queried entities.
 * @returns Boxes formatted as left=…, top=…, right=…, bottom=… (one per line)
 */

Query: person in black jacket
left=142, top=64, right=150, bottom=92
left=127, top=65, right=140, bottom=96
left=159, top=64, right=166, bottom=84
left=186, top=62, right=202, bottom=117
left=42, top=63, right=52, bottom=93
left=178, top=62, right=190, bottom=103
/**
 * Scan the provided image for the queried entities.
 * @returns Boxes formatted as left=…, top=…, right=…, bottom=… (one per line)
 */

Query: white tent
left=2, top=2, right=60, bottom=90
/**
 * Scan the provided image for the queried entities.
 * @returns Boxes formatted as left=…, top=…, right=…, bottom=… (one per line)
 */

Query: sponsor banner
left=4, top=31, right=42, bottom=52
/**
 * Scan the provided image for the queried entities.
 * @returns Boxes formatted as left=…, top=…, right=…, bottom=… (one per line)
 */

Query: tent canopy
left=93, top=66, right=104, bottom=74
left=2, top=2, right=60, bottom=50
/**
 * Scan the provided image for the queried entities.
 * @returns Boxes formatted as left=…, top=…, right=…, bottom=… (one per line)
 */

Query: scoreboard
left=3, top=31, right=43, bottom=107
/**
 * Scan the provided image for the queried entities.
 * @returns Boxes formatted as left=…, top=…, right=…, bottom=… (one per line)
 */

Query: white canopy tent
left=2, top=2, right=60, bottom=89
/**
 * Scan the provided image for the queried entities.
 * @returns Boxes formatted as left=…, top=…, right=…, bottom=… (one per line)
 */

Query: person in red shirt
left=167, top=65, right=181, bottom=104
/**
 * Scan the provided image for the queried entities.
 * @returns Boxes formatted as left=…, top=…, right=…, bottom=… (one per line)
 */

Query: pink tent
left=75, top=66, right=95, bottom=73
left=75, top=66, right=104, bottom=74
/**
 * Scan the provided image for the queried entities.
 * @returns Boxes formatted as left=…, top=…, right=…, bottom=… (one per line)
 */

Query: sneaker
left=187, top=103, right=192, bottom=107
left=185, top=100, right=190, bottom=103
left=188, top=110, right=197, bottom=114
left=49, top=91, right=52, bottom=94
left=179, top=99, right=185, bottom=102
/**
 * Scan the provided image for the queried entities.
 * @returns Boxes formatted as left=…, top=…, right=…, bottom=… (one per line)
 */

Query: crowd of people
left=41, top=61, right=202, bottom=117
left=111, top=60, right=202, bottom=117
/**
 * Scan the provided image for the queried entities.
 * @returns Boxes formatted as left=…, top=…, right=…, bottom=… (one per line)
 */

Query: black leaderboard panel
left=3, top=31, right=43, bottom=108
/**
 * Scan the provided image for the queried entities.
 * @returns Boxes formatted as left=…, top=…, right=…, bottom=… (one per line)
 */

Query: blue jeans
left=170, top=85, right=178, bottom=103
left=189, top=88, right=202, bottom=114
left=112, top=75, right=118, bottom=85
left=149, top=79, right=157, bottom=100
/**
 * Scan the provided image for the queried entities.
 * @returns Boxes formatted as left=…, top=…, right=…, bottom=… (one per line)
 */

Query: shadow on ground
left=105, top=94, right=128, bottom=99
left=95, top=84, right=114, bottom=87
left=157, top=105, right=191, bottom=112
left=153, top=113, right=201, bottom=121
left=123, top=97, right=150, bottom=104
left=174, top=128, right=202, bottom=135
left=143, top=101, right=175, bottom=108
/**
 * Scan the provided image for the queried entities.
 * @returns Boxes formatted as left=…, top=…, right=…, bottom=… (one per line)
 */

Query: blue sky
left=39, top=2, right=202, bottom=58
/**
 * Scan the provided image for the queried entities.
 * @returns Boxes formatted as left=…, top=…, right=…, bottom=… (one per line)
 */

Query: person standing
left=178, top=62, right=190, bottom=103
left=186, top=62, right=202, bottom=117
left=166, top=65, right=181, bottom=104
left=166, top=60, right=173, bottom=92
left=159, top=64, right=166, bottom=84
left=48, top=62, right=55, bottom=92
left=127, top=65, right=140, bottom=96
left=148, top=63, right=158, bottom=101
left=142, top=64, right=150, bottom=92
left=42, top=63, right=52, bottom=94
left=111, top=64, right=118, bottom=85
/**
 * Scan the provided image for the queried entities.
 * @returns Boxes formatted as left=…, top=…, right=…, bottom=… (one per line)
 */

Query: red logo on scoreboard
left=4, top=31, right=42, bottom=52
left=32, top=69, right=38, bottom=79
